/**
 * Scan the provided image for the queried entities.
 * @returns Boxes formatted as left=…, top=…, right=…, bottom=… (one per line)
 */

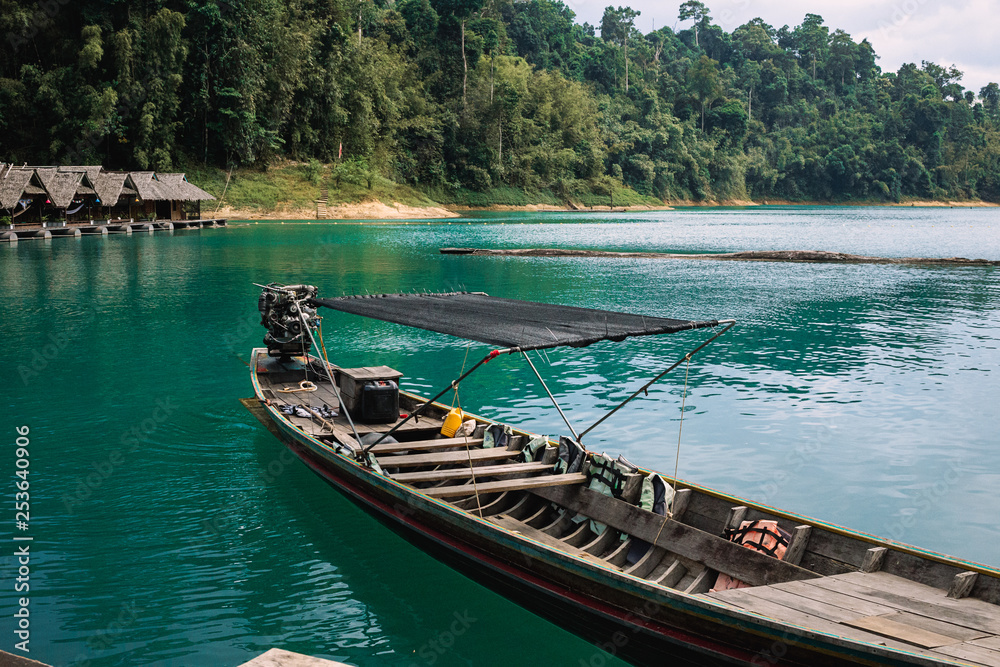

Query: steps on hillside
left=316, top=185, right=329, bottom=219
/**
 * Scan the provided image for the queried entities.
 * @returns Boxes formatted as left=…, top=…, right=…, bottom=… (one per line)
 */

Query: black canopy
left=310, top=292, right=720, bottom=352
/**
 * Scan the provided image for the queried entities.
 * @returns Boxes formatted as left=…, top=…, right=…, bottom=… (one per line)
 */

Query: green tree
left=980, top=83, right=999, bottom=112
left=601, top=6, right=640, bottom=92
left=678, top=0, right=710, bottom=48
left=687, top=54, right=721, bottom=131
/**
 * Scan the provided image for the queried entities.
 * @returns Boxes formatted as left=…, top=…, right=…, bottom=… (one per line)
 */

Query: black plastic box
left=356, top=380, right=399, bottom=423
left=338, top=366, right=402, bottom=423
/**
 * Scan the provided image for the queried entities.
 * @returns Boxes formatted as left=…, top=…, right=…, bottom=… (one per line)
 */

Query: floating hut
left=1, top=163, right=215, bottom=228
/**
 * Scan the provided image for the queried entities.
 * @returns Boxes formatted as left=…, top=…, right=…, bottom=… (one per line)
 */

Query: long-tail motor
left=258, top=283, right=320, bottom=358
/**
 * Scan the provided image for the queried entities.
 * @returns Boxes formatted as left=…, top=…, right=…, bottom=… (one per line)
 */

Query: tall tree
left=981, top=83, right=1000, bottom=113
left=601, top=6, right=639, bottom=92
left=678, top=0, right=710, bottom=48
left=687, top=54, right=721, bottom=130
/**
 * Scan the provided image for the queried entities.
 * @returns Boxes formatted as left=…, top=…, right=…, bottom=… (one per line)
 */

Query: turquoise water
left=2, top=206, right=999, bottom=666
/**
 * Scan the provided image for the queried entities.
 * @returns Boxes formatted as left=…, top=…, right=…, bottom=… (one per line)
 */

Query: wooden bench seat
left=422, top=473, right=587, bottom=498
left=393, top=461, right=553, bottom=483
left=376, top=448, right=519, bottom=468
left=368, top=437, right=484, bottom=454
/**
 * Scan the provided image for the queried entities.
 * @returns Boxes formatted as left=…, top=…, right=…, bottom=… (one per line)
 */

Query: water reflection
left=3, top=208, right=998, bottom=666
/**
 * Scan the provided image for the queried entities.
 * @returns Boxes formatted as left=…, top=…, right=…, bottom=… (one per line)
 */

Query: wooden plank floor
left=704, top=571, right=1000, bottom=666
left=262, top=377, right=444, bottom=443
left=703, top=588, right=931, bottom=655
left=811, top=572, right=1000, bottom=635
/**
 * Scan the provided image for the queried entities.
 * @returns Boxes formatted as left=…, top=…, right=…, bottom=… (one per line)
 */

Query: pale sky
left=570, top=0, right=999, bottom=94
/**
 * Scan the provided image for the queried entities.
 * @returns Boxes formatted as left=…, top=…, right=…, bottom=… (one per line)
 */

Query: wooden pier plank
left=836, top=572, right=1000, bottom=627
left=239, top=647, right=353, bottom=666
left=881, top=612, right=990, bottom=643
left=422, top=473, right=587, bottom=498
left=971, top=637, right=1000, bottom=650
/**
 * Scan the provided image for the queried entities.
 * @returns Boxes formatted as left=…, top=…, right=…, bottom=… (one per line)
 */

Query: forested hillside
left=2, top=0, right=999, bottom=202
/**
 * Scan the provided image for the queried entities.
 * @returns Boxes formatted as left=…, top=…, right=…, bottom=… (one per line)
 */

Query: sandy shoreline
left=214, top=201, right=459, bottom=220
left=212, top=198, right=998, bottom=220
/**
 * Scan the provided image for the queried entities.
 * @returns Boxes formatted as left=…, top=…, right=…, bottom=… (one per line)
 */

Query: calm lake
left=2, top=206, right=999, bottom=666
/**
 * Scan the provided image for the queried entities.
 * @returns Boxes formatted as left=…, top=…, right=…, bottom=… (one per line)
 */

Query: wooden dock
left=1, top=219, right=227, bottom=243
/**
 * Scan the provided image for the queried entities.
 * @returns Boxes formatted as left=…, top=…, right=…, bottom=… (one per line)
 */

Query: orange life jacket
left=711, top=519, right=790, bottom=592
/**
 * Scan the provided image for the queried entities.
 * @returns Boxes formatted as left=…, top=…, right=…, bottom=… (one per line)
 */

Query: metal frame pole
left=521, top=350, right=580, bottom=441
left=576, top=320, right=736, bottom=442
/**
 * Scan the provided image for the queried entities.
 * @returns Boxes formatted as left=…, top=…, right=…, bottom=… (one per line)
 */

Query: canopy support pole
left=576, top=320, right=736, bottom=443
left=294, top=298, right=365, bottom=452
left=362, top=347, right=516, bottom=454
left=521, top=350, right=580, bottom=441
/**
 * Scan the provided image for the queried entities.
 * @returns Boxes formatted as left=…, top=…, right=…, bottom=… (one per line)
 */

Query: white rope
left=453, top=341, right=483, bottom=518
left=277, top=380, right=317, bottom=393
left=651, top=353, right=692, bottom=547
left=670, top=355, right=692, bottom=516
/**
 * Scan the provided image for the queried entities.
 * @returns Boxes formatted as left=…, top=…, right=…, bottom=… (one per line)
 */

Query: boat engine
left=258, top=283, right=320, bottom=358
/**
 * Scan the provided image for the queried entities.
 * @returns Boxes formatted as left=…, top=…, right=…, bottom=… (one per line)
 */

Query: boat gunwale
left=270, top=402, right=960, bottom=667
left=248, top=349, right=996, bottom=666
left=251, top=347, right=1000, bottom=577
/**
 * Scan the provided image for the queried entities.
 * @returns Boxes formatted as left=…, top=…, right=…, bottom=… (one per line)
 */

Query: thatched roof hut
left=128, top=172, right=161, bottom=201
left=127, top=171, right=215, bottom=202
left=2, top=164, right=214, bottom=217
left=58, top=165, right=102, bottom=182
left=34, top=169, right=84, bottom=208
left=93, top=172, right=131, bottom=205
left=0, top=167, right=35, bottom=209
left=154, top=173, right=215, bottom=201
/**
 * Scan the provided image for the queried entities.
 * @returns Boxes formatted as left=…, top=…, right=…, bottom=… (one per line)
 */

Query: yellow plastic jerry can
left=441, top=408, right=464, bottom=437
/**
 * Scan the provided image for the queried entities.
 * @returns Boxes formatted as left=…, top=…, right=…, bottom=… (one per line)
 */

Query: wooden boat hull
left=249, top=354, right=967, bottom=666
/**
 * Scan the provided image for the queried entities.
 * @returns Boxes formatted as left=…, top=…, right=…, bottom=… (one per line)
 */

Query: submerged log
left=440, top=247, right=1000, bottom=266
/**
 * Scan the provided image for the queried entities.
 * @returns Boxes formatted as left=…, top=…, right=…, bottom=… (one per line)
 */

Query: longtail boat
left=243, top=284, right=1000, bottom=666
